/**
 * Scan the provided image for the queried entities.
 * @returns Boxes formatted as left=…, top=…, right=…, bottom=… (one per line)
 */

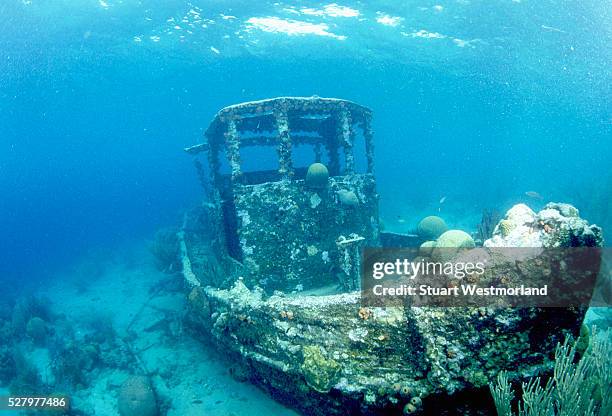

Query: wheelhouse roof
left=185, top=96, right=372, bottom=154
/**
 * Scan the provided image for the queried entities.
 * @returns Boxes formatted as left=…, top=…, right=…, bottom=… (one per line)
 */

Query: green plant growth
left=490, top=329, right=611, bottom=416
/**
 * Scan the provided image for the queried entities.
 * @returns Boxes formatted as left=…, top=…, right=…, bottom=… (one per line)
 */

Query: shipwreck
left=179, top=96, right=603, bottom=415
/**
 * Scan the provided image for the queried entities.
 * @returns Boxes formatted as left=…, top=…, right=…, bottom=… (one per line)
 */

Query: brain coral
left=432, top=230, right=475, bottom=262
left=497, top=219, right=514, bottom=237
left=117, top=376, right=158, bottom=416
left=305, top=163, right=329, bottom=189
left=417, top=216, right=448, bottom=240
left=419, top=241, right=436, bottom=256
left=435, top=230, right=475, bottom=249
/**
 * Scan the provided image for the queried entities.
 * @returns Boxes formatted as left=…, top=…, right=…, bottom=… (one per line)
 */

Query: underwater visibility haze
left=0, top=1, right=611, bottom=415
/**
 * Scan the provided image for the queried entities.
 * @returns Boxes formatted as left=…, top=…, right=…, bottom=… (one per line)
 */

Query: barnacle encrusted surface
left=184, top=203, right=602, bottom=415
left=232, top=175, right=379, bottom=292
left=186, top=278, right=587, bottom=415
left=301, top=345, right=341, bottom=393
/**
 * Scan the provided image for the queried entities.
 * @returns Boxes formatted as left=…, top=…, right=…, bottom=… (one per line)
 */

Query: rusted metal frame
left=238, top=134, right=323, bottom=148
left=202, top=98, right=373, bottom=181
left=225, top=118, right=242, bottom=184
left=336, top=234, right=366, bottom=291
left=338, top=107, right=355, bottom=175
left=208, top=97, right=370, bottom=130
left=274, top=107, right=294, bottom=179
left=184, top=142, right=208, bottom=155
left=215, top=98, right=370, bottom=126
left=361, top=113, right=375, bottom=174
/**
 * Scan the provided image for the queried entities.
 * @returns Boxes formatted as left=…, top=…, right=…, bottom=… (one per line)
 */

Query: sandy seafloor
left=2, top=243, right=297, bottom=416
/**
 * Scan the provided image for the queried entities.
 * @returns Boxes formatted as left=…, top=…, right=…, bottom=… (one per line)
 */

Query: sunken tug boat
left=179, top=97, right=603, bottom=415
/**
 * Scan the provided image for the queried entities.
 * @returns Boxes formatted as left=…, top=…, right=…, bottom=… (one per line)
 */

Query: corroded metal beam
left=338, top=108, right=354, bottom=175
left=362, top=114, right=375, bottom=174
left=184, top=143, right=209, bottom=155
left=274, top=107, right=293, bottom=179
left=225, top=119, right=242, bottom=183
left=204, top=97, right=372, bottom=148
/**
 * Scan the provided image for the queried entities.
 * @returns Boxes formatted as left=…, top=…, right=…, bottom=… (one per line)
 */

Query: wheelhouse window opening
left=351, top=124, right=369, bottom=175
left=238, top=143, right=281, bottom=185
left=291, top=142, right=332, bottom=180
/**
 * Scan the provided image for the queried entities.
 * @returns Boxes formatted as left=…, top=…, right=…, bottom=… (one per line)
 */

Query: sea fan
left=490, top=328, right=611, bottom=416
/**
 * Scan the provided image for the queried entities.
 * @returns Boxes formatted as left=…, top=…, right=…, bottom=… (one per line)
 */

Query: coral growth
left=11, top=296, right=52, bottom=337
left=476, top=209, right=501, bottom=243
left=431, top=230, right=476, bottom=261
left=435, top=230, right=476, bottom=249
left=117, top=375, right=159, bottom=416
left=305, top=162, right=329, bottom=189
left=419, top=240, right=436, bottom=256
left=486, top=203, right=603, bottom=248
left=498, top=220, right=514, bottom=237
left=301, top=345, right=341, bottom=393
left=490, top=329, right=611, bottom=416
left=337, top=189, right=359, bottom=206
left=417, top=216, right=448, bottom=240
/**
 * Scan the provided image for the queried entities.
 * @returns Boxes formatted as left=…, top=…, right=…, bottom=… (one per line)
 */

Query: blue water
left=1, top=1, right=611, bottom=281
